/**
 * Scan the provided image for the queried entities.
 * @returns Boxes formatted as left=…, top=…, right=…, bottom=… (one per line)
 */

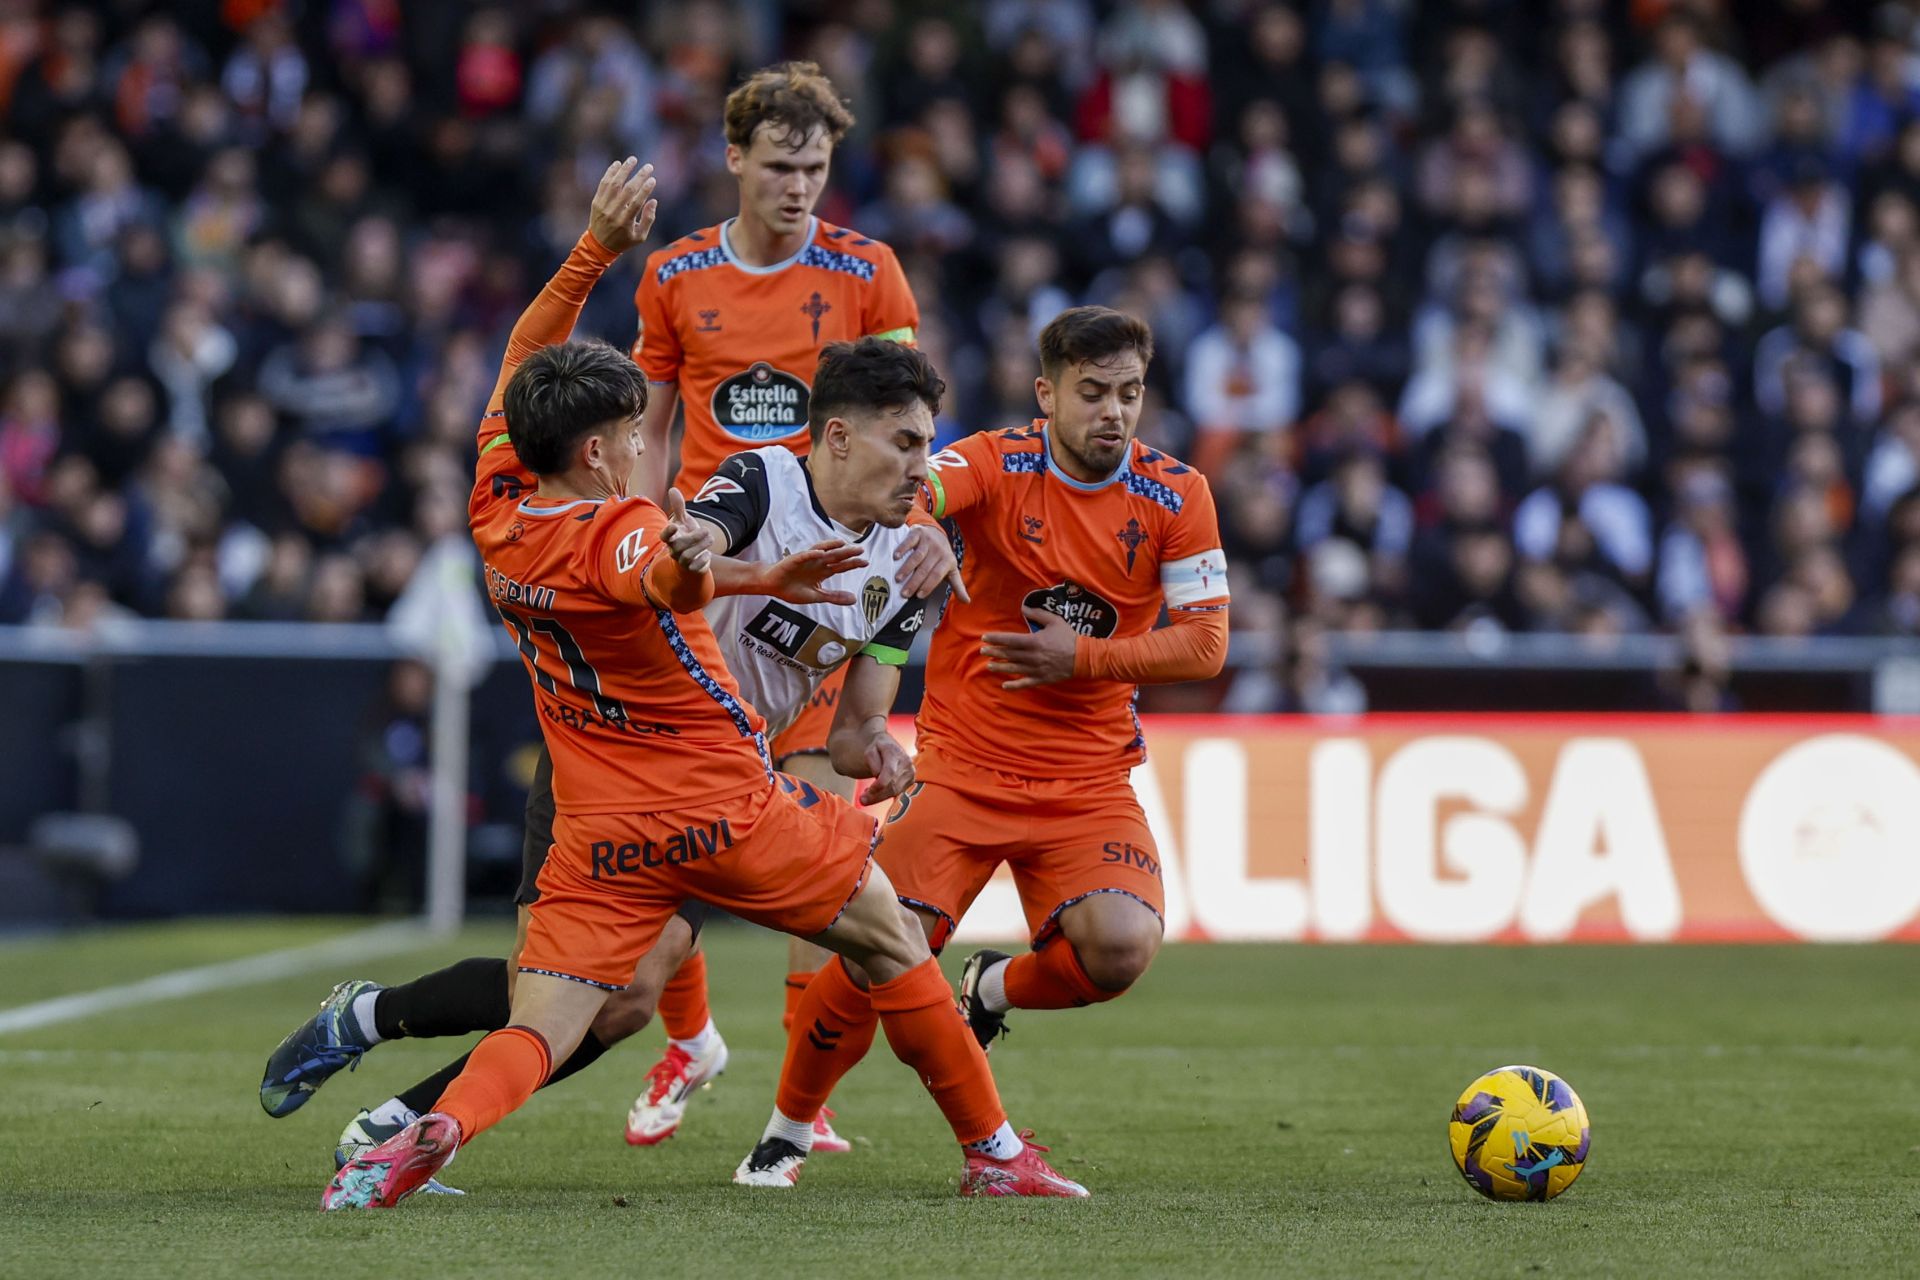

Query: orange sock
left=659, top=949, right=710, bottom=1042
left=432, top=1025, right=551, bottom=1143
left=1000, top=941, right=1114, bottom=1009
left=774, top=957, right=877, bottom=1124
left=782, top=969, right=817, bottom=1032
left=872, top=957, right=1006, bottom=1145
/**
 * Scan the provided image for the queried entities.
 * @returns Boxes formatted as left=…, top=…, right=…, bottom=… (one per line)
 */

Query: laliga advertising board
left=889, top=715, right=1920, bottom=945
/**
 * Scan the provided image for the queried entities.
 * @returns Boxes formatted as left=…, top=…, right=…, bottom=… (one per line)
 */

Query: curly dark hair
left=723, top=61, right=855, bottom=152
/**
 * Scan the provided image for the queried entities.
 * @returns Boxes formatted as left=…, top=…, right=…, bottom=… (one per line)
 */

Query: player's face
left=833, top=401, right=935, bottom=529
left=729, top=125, right=832, bottom=238
left=582, top=411, right=645, bottom=498
left=1036, top=352, right=1147, bottom=481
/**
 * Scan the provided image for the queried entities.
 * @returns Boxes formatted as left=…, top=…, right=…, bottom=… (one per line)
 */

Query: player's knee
left=866, top=903, right=931, bottom=975
left=1071, top=906, right=1163, bottom=993
left=591, top=986, right=656, bottom=1043
left=823, top=874, right=931, bottom=982
left=1059, top=894, right=1163, bottom=992
left=1073, top=933, right=1156, bottom=993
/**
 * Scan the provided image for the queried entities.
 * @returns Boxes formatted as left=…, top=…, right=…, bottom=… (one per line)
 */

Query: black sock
left=542, top=1030, right=612, bottom=1089
left=396, top=1053, right=471, bottom=1116
left=373, top=957, right=511, bottom=1041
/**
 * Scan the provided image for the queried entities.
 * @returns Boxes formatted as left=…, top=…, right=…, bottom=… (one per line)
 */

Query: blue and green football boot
left=259, top=979, right=382, bottom=1118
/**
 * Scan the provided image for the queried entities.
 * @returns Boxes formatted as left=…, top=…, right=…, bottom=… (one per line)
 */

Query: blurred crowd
left=6, top=0, right=1920, bottom=709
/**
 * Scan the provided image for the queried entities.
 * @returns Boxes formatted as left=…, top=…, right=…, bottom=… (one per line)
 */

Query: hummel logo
left=1021, top=515, right=1046, bottom=544
left=807, top=1019, right=844, bottom=1052
left=696, top=309, right=722, bottom=332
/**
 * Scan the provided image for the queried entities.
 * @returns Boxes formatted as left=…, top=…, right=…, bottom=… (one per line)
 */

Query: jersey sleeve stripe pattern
left=1161, top=549, right=1232, bottom=607
left=1002, top=452, right=1046, bottom=474
left=1123, top=471, right=1184, bottom=513
left=797, top=245, right=876, bottom=280
left=655, top=246, right=726, bottom=284
left=653, top=606, right=775, bottom=777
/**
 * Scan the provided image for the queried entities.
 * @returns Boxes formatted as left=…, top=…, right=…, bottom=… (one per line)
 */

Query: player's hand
left=895, top=523, right=969, bottom=603
left=981, top=606, right=1078, bottom=690
left=588, top=157, right=658, bottom=255
left=661, top=488, right=713, bottom=574
left=762, top=540, right=867, bottom=606
left=857, top=735, right=915, bottom=805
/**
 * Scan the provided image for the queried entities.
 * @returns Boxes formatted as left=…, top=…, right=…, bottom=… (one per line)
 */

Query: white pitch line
left=0, top=920, right=428, bottom=1036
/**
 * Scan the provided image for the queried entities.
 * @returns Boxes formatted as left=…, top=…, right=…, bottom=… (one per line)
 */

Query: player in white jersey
left=268, top=334, right=947, bottom=1182
left=694, top=443, right=930, bottom=750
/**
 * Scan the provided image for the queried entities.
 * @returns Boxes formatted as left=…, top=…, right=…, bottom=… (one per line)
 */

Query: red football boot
left=959, top=1132, right=1090, bottom=1198
left=321, top=1112, right=462, bottom=1210
left=811, top=1106, right=852, bottom=1155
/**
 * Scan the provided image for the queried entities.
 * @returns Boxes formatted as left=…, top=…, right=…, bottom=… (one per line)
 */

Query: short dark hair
left=724, top=61, right=854, bottom=152
left=1037, top=306, right=1155, bottom=381
left=807, top=338, right=945, bottom=443
left=503, top=340, right=648, bottom=476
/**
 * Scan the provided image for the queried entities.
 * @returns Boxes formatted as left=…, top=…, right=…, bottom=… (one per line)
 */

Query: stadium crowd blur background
left=5, top=0, right=1920, bottom=722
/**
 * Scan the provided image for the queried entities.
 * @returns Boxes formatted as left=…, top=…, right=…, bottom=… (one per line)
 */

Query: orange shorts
left=875, top=747, right=1164, bottom=952
left=520, top=774, right=875, bottom=989
left=769, top=665, right=847, bottom=761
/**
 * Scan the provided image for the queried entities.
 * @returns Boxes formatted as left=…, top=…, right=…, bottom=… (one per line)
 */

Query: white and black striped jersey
left=690, top=446, right=930, bottom=737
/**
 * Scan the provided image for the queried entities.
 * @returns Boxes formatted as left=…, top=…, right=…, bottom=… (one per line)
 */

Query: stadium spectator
left=1182, top=289, right=1300, bottom=475
left=0, top=0, right=1911, bottom=672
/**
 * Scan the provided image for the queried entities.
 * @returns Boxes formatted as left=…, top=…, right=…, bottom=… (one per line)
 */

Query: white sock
left=368, top=1097, right=416, bottom=1127
left=762, top=1108, right=815, bottom=1152
left=350, top=991, right=384, bottom=1045
left=978, top=959, right=1012, bottom=1014
left=964, top=1121, right=1024, bottom=1161
left=671, top=1017, right=720, bottom=1058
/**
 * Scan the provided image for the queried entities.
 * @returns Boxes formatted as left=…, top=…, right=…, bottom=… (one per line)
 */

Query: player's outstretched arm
left=982, top=606, right=1230, bottom=691
left=483, top=158, right=658, bottom=416
left=825, top=656, right=913, bottom=805
left=705, top=538, right=868, bottom=605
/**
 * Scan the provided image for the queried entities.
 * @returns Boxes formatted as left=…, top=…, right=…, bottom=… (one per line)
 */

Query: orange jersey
left=915, top=423, right=1230, bottom=779
left=632, top=216, right=918, bottom=495
left=471, top=232, right=772, bottom=816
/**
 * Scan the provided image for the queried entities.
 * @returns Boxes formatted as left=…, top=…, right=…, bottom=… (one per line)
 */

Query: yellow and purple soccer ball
left=1448, top=1065, right=1590, bottom=1201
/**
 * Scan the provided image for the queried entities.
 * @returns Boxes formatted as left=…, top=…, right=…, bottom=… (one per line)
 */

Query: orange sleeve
left=483, top=231, right=620, bottom=433
left=590, top=498, right=714, bottom=614
left=1072, top=609, right=1229, bottom=684
left=922, top=431, right=997, bottom=518
left=632, top=254, right=683, bottom=383
left=643, top=554, right=715, bottom=614
left=590, top=500, right=706, bottom=612
left=1158, top=474, right=1232, bottom=612
left=864, top=243, right=919, bottom=343
left=905, top=504, right=938, bottom=529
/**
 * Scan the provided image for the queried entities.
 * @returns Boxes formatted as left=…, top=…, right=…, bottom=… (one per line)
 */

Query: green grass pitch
left=1, top=920, right=1915, bottom=1278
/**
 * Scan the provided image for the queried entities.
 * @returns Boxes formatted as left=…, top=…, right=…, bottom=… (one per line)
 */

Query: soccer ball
left=1448, top=1065, right=1590, bottom=1202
